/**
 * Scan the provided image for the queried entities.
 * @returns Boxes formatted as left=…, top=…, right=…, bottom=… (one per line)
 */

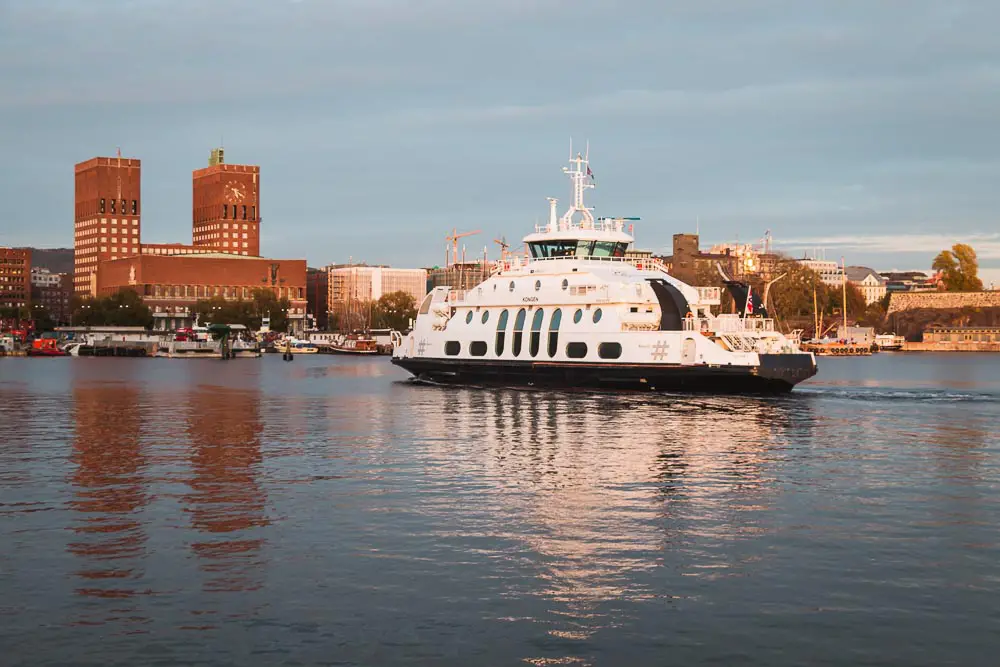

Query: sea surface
left=1, top=353, right=998, bottom=666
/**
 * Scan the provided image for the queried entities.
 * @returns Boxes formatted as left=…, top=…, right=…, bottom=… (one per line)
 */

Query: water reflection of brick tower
left=73, top=154, right=141, bottom=295
left=191, top=147, right=261, bottom=257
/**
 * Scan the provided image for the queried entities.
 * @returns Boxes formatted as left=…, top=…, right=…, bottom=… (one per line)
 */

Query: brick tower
left=192, top=148, right=261, bottom=257
left=73, top=154, right=141, bottom=295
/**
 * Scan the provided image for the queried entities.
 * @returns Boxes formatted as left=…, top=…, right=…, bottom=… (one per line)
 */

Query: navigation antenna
left=559, top=138, right=596, bottom=230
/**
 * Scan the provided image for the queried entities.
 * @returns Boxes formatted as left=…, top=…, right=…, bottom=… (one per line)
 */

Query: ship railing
left=683, top=316, right=776, bottom=333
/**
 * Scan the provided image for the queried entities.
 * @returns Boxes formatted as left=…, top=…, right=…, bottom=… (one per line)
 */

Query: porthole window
left=561, top=279, right=569, bottom=290
left=466, top=311, right=474, bottom=324
left=535, top=280, right=541, bottom=291
left=445, top=341, right=461, bottom=356
left=509, top=281, right=515, bottom=292
left=593, top=308, right=603, bottom=324
left=566, top=342, right=588, bottom=359
left=598, top=342, right=622, bottom=359
left=573, top=309, right=583, bottom=324
left=481, top=310, right=490, bottom=324
left=470, top=341, right=488, bottom=356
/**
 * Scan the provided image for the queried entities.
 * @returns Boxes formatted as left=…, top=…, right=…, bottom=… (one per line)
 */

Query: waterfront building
left=881, top=271, right=938, bottom=293
left=426, top=262, right=491, bottom=292
left=30, top=269, right=72, bottom=324
left=845, top=266, right=887, bottom=305
left=192, top=148, right=261, bottom=257
left=96, top=253, right=307, bottom=332
left=923, top=326, right=1000, bottom=344
left=0, top=247, right=31, bottom=309
left=797, top=258, right=844, bottom=287
left=73, top=155, right=141, bottom=295
left=660, top=234, right=739, bottom=285
left=327, top=264, right=427, bottom=328
left=72, top=149, right=308, bottom=332
left=306, top=268, right=329, bottom=330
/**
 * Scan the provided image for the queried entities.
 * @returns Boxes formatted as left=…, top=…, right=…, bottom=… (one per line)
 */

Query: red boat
left=27, top=338, right=69, bottom=357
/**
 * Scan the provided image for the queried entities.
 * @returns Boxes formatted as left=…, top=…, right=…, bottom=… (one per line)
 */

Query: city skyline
left=2, top=0, right=1000, bottom=286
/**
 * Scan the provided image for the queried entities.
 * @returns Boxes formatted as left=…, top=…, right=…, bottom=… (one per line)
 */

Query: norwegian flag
left=744, top=286, right=754, bottom=316
left=586, top=165, right=595, bottom=182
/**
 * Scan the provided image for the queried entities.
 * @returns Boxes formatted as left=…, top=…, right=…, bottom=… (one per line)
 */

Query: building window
left=131, top=200, right=137, bottom=214
left=495, top=309, right=509, bottom=356
left=242, top=205, right=247, bottom=220
left=110, top=199, right=116, bottom=213
left=445, top=341, right=461, bottom=356
left=598, top=342, right=622, bottom=359
left=513, top=308, right=526, bottom=356
left=121, top=199, right=126, bottom=213
left=233, top=206, right=237, bottom=220
left=530, top=308, right=544, bottom=357
left=223, top=204, right=228, bottom=218
left=251, top=206, right=256, bottom=220
left=548, top=308, right=561, bottom=357
left=470, top=341, right=487, bottom=357
left=566, top=342, right=588, bottom=359
left=99, top=198, right=105, bottom=214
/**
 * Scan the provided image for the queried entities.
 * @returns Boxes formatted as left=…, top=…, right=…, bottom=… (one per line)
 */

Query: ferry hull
left=391, top=354, right=816, bottom=394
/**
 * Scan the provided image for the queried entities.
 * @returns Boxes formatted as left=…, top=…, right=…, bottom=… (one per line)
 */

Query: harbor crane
left=446, top=228, right=481, bottom=266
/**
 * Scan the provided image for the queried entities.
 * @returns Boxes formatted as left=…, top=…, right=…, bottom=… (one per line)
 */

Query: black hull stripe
left=391, top=354, right=816, bottom=394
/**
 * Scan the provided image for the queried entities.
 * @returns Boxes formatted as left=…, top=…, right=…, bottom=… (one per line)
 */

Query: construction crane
left=446, top=228, right=481, bottom=266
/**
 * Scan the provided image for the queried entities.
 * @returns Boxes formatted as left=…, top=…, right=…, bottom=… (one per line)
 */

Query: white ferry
left=392, top=152, right=817, bottom=393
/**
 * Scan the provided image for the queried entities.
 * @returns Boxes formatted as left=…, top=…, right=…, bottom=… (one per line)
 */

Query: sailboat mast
left=813, top=285, right=819, bottom=338
left=841, top=256, right=847, bottom=332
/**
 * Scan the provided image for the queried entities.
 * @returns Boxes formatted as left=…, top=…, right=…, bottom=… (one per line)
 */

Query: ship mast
left=558, top=141, right=595, bottom=230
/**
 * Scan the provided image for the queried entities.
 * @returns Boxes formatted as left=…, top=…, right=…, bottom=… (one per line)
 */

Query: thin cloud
left=779, top=233, right=1000, bottom=259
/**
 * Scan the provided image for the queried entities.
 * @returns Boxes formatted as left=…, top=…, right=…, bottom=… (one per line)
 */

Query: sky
left=2, top=0, right=1000, bottom=287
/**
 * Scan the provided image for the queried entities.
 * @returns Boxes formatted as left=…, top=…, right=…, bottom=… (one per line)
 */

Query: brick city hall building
left=74, top=148, right=307, bottom=332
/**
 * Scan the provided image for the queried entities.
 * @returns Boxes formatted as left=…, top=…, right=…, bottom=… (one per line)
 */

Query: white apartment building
left=845, top=266, right=888, bottom=305
left=327, top=265, right=427, bottom=308
left=30, top=267, right=62, bottom=288
left=797, top=258, right=844, bottom=287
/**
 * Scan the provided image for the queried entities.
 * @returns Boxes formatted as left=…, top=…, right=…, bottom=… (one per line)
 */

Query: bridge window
left=566, top=342, right=588, bottom=359
left=418, top=293, right=433, bottom=315
left=445, top=341, right=461, bottom=356
left=547, top=308, right=561, bottom=357
left=598, top=342, right=622, bottom=359
left=495, top=309, right=509, bottom=356
left=529, top=308, right=544, bottom=357
left=470, top=341, right=487, bottom=356
left=513, top=308, right=526, bottom=356
left=593, top=308, right=603, bottom=323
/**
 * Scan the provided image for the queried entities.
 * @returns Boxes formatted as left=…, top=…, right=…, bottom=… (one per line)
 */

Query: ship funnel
left=547, top=198, right=558, bottom=231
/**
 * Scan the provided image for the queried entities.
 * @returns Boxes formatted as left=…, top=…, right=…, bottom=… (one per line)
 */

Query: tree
left=71, top=289, right=153, bottom=328
left=191, top=288, right=292, bottom=332
left=933, top=243, right=983, bottom=291
left=372, top=291, right=418, bottom=331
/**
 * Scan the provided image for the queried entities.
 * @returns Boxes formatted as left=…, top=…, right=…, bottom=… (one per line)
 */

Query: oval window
left=561, top=279, right=569, bottom=290
left=598, top=342, right=622, bottom=359
left=465, top=311, right=473, bottom=324
left=593, top=308, right=603, bottom=324
left=509, top=281, right=515, bottom=292
left=573, top=309, right=583, bottom=324
left=481, top=310, right=490, bottom=324
left=535, top=280, right=541, bottom=291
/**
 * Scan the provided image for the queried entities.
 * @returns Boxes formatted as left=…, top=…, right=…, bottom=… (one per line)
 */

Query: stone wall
left=886, top=291, right=1000, bottom=314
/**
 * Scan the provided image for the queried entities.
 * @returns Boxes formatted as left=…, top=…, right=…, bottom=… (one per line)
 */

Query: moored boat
left=391, top=151, right=817, bottom=393
left=329, top=333, right=379, bottom=355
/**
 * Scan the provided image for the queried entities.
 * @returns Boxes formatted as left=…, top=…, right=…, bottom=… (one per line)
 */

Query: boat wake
left=795, top=386, right=998, bottom=403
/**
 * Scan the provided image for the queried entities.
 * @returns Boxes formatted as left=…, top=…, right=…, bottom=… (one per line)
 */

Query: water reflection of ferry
left=410, top=386, right=813, bottom=643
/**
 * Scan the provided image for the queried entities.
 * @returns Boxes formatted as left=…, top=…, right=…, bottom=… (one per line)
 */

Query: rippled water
left=1, top=354, right=998, bottom=666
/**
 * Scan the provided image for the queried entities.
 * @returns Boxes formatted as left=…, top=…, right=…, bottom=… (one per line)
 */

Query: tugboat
left=391, top=150, right=817, bottom=393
